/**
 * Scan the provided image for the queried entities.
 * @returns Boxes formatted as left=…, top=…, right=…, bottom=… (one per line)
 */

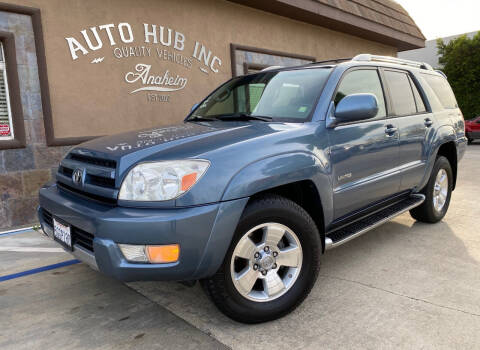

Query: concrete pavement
left=1, top=145, right=479, bottom=349
left=0, top=231, right=227, bottom=350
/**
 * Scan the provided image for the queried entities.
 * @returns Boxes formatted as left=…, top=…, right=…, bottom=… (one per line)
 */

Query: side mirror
left=191, top=103, right=199, bottom=112
left=334, top=93, right=379, bottom=124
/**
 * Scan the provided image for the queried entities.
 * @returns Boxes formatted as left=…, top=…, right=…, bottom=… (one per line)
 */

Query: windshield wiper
left=187, top=115, right=217, bottom=122
left=214, top=113, right=273, bottom=122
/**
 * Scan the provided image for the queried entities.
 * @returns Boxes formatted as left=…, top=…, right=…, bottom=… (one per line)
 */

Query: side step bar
left=325, top=194, right=425, bottom=250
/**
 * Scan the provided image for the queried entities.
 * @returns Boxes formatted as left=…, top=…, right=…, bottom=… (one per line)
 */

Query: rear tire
left=410, top=156, right=453, bottom=223
left=201, top=194, right=321, bottom=324
left=467, top=138, right=473, bottom=144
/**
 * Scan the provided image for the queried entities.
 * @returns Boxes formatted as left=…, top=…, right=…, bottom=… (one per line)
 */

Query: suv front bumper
left=38, top=184, right=248, bottom=282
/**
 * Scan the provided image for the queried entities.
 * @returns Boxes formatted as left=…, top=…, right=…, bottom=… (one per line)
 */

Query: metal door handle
left=424, top=118, right=433, bottom=127
left=385, top=125, right=397, bottom=135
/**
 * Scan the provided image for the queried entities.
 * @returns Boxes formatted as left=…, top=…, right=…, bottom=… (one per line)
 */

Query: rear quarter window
left=421, top=74, right=458, bottom=109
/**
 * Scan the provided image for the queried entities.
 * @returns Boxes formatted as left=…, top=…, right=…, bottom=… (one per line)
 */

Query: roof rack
left=309, top=58, right=352, bottom=65
left=352, top=54, right=433, bottom=70
left=260, top=65, right=284, bottom=72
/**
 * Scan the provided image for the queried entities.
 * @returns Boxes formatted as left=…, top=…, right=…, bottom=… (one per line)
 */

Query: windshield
left=188, top=68, right=332, bottom=122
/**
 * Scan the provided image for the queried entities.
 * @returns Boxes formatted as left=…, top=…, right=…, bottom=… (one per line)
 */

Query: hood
left=77, top=122, right=224, bottom=158
left=70, top=121, right=301, bottom=173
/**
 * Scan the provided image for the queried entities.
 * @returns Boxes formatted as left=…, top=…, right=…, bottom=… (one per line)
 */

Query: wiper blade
left=187, top=115, right=216, bottom=122
left=215, top=114, right=273, bottom=122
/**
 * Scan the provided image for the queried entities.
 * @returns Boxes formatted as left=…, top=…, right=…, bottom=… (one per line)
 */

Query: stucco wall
left=6, top=0, right=396, bottom=141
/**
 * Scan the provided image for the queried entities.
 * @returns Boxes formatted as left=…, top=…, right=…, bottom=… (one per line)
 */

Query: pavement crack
left=320, top=274, right=480, bottom=318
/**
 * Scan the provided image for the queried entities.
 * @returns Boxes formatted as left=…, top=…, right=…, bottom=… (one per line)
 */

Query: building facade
left=0, top=0, right=424, bottom=229
left=399, top=31, right=478, bottom=69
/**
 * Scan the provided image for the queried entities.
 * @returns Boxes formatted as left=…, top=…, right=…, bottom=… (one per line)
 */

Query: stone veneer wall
left=0, top=11, right=70, bottom=230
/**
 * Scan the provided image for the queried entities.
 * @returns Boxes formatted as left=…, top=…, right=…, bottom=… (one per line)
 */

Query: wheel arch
left=420, top=125, right=458, bottom=191
left=436, top=141, right=457, bottom=190
left=221, top=152, right=332, bottom=252
left=248, top=180, right=327, bottom=252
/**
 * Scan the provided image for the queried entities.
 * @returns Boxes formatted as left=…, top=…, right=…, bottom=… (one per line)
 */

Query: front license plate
left=53, top=218, right=72, bottom=250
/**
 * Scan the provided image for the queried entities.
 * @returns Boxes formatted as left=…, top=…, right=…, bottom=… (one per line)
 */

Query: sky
left=395, top=0, right=480, bottom=40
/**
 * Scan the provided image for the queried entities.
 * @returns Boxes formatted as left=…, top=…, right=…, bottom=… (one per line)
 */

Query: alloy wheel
left=433, top=168, right=448, bottom=213
left=230, top=223, right=303, bottom=302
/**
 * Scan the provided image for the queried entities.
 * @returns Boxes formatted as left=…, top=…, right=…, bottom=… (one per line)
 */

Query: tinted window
left=422, top=74, right=457, bottom=109
left=384, top=70, right=416, bottom=116
left=409, top=76, right=426, bottom=113
left=334, top=69, right=386, bottom=118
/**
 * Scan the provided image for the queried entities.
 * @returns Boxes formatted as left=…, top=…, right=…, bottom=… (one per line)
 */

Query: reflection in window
left=334, top=70, right=386, bottom=118
left=195, top=68, right=332, bottom=121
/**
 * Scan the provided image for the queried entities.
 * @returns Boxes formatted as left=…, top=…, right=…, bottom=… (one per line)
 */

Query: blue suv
left=39, top=54, right=467, bottom=323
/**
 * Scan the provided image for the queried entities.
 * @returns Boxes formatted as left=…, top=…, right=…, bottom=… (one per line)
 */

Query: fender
left=221, top=151, right=334, bottom=229
left=417, top=124, right=456, bottom=191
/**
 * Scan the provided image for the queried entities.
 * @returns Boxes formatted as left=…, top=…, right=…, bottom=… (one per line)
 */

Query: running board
left=325, top=194, right=425, bottom=250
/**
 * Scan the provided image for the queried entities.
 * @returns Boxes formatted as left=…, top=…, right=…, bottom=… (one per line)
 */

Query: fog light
left=118, top=244, right=180, bottom=263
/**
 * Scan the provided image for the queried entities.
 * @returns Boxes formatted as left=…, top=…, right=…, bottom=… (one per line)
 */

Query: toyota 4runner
left=38, top=54, right=467, bottom=323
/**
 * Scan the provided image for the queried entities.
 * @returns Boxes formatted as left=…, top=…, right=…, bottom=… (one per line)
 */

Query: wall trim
left=230, top=43, right=316, bottom=77
left=0, top=2, right=94, bottom=147
left=0, top=31, right=25, bottom=150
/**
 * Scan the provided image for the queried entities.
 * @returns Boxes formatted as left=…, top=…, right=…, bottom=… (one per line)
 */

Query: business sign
left=64, top=23, right=222, bottom=102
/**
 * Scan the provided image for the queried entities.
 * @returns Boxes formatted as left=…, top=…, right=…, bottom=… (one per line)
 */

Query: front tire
left=202, top=194, right=321, bottom=324
left=410, top=156, right=453, bottom=223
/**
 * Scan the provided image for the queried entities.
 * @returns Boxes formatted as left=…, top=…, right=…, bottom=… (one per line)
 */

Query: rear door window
left=384, top=70, right=416, bottom=116
left=421, top=74, right=457, bottom=109
left=334, top=69, right=386, bottom=119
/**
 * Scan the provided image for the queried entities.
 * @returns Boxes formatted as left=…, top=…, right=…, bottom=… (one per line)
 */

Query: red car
left=466, top=116, right=480, bottom=144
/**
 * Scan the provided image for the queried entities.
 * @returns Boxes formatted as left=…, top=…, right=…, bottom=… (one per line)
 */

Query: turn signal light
left=146, top=244, right=180, bottom=263
left=118, top=244, right=180, bottom=263
left=181, top=172, right=197, bottom=192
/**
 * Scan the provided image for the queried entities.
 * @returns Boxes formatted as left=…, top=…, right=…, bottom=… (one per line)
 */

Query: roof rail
left=435, top=69, right=447, bottom=78
left=260, top=65, right=284, bottom=72
left=352, top=54, right=433, bottom=70
left=309, top=57, right=352, bottom=65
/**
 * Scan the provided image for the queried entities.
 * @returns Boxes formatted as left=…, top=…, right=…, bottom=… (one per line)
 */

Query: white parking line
left=0, top=246, right=65, bottom=253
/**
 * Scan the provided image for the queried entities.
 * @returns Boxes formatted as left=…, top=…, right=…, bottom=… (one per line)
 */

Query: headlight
left=118, top=160, right=210, bottom=201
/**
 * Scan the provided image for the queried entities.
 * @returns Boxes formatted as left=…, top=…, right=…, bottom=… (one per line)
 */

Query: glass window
left=409, top=76, right=426, bottom=113
left=334, top=69, right=386, bottom=118
left=0, top=42, right=13, bottom=140
left=384, top=70, right=417, bottom=116
left=421, top=73, right=458, bottom=109
left=191, top=68, right=332, bottom=122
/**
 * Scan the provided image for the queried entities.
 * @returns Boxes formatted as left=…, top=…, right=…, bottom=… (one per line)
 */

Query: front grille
left=41, top=208, right=95, bottom=253
left=57, top=152, right=118, bottom=205
left=88, top=174, right=115, bottom=188
left=59, top=166, right=73, bottom=177
left=68, top=153, right=116, bottom=168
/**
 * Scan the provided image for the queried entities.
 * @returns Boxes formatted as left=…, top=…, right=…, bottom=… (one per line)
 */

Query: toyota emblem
left=72, top=168, right=84, bottom=185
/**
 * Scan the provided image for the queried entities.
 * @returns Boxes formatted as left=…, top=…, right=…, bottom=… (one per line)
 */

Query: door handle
left=385, top=124, right=397, bottom=136
left=424, top=118, right=433, bottom=127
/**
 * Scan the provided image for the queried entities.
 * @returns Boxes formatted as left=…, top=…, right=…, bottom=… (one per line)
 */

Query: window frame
left=330, top=66, right=388, bottom=126
left=0, top=32, right=25, bottom=150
